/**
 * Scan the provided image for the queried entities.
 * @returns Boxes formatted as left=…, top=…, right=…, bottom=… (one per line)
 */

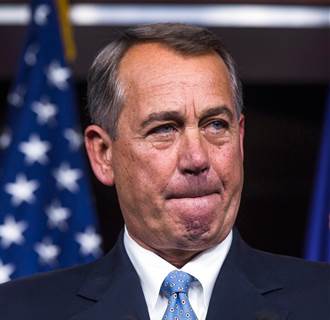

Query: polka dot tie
left=160, top=270, right=198, bottom=320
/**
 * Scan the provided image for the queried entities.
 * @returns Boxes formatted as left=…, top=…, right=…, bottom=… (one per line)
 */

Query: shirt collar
left=181, top=231, right=232, bottom=308
left=124, top=226, right=232, bottom=312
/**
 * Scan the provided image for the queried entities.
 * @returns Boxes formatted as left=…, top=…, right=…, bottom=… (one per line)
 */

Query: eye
left=205, top=119, right=229, bottom=134
left=148, top=124, right=176, bottom=136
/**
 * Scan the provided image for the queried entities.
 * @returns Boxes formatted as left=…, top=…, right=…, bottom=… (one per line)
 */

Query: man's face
left=89, top=43, right=244, bottom=258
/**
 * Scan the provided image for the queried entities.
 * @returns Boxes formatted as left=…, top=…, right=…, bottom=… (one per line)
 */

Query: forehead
left=118, top=43, right=234, bottom=115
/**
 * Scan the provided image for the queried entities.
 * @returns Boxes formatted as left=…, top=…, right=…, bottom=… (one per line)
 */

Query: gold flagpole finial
left=55, top=0, right=76, bottom=62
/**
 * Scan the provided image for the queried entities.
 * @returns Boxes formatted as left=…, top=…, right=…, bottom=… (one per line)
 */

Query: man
left=0, top=23, right=329, bottom=320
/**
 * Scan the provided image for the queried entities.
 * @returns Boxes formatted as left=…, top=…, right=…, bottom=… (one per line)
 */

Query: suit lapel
left=69, top=229, right=289, bottom=320
left=70, top=233, right=149, bottom=320
left=206, top=230, right=289, bottom=320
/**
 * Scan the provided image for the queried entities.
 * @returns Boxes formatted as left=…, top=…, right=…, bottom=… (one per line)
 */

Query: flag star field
left=0, top=0, right=101, bottom=283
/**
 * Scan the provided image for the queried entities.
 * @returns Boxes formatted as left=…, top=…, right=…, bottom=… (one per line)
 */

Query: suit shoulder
left=247, top=245, right=330, bottom=286
left=0, top=260, right=94, bottom=291
left=0, top=261, right=97, bottom=319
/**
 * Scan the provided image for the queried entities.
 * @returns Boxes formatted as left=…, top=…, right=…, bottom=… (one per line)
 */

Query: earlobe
left=84, top=125, right=115, bottom=186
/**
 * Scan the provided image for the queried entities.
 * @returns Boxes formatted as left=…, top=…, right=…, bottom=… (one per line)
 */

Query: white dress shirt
left=124, top=227, right=232, bottom=320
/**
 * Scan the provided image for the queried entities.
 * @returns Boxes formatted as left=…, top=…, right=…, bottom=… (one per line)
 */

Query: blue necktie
left=161, top=270, right=198, bottom=320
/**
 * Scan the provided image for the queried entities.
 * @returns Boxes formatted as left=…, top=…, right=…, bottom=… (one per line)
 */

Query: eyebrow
left=140, top=105, right=234, bottom=129
left=140, top=111, right=184, bottom=129
left=199, top=106, right=234, bottom=123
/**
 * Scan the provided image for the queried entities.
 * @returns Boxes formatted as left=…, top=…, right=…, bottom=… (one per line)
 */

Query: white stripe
left=0, top=5, right=30, bottom=25
left=0, top=4, right=329, bottom=28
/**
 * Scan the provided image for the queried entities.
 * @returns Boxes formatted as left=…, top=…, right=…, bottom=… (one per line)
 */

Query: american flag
left=0, top=0, right=101, bottom=283
left=304, top=90, right=330, bottom=262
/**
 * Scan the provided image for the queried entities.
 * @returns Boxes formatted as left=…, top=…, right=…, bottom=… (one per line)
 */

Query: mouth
left=165, top=189, right=220, bottom=200
left=167, top=192, right=220, bottom=211
left=165, top=192, right=220, bottom=217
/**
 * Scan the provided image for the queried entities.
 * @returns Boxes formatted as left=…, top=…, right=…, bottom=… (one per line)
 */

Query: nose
left=178, top=129, right=210, bottom=176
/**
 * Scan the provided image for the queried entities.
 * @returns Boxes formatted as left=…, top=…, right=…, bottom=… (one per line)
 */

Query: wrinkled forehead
left=118, top=42, right=230, bottom=83
left=117, top=42, right=234, bottom=116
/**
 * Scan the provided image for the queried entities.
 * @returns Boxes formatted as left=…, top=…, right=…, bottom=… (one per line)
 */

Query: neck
left=127, top=231, right=202, bottom=268
left=153, top=248, right=202, bottom=268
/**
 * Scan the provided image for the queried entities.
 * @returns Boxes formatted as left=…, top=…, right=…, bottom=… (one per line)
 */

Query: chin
left=175, top=215, right=220, bottom=248
left=181, top=213, right=234, bottom=250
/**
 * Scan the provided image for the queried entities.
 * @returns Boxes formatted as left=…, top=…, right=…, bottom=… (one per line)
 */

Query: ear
left=84, top=125, right=115, bottom=186
left=238, top=114, right=245, bottom=160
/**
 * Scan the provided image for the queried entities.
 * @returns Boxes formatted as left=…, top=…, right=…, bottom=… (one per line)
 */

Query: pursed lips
left=165, top=187, right=220, bottom=199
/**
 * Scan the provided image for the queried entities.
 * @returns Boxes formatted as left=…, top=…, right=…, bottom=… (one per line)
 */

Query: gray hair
left=87, top=23, right=243, bottom=139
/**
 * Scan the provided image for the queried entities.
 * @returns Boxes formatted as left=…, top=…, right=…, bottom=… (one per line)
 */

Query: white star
left=19, top=134, right=51, bottom=165
left=64, top=128, right=83, bottom=151
left=4, top=174, right=39, bottom=206
left=0, top=215, right=28, bottom=248
left=7, top=85, right=25, bottom=107
left=53, top=163, right=82, bottom=193
left=34, top=4, right=50, bottom=25
left=45, top=200, right=71, bottom=230
left=24, top=44, right=39, bottom=66
left=0, top=260, right=15, bottom=284
left=0, top=128, right=11, bottom=150
left=34, top=239, right=60, bottom=265
left=32, top=99, right=58, bottom=125
left=46, top=61, right=71, bottom=90
left=75, top=227, right=101, bottom=256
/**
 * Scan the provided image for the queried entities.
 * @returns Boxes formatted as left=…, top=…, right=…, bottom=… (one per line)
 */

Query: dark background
left=0, top=0, right=329, bottom=258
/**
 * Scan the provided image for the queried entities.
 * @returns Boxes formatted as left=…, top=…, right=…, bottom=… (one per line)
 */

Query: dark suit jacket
left=1, top=229, right=329, bottom=320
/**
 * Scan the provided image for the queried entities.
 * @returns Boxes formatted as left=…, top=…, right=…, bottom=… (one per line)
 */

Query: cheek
left=211, top=143, right=243, bottom=182
left=115, top=143, right=177, bottom=194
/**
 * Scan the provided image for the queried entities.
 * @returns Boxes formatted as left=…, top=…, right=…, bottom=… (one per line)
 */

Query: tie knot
left=161, top=270, right=195, bottom=298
